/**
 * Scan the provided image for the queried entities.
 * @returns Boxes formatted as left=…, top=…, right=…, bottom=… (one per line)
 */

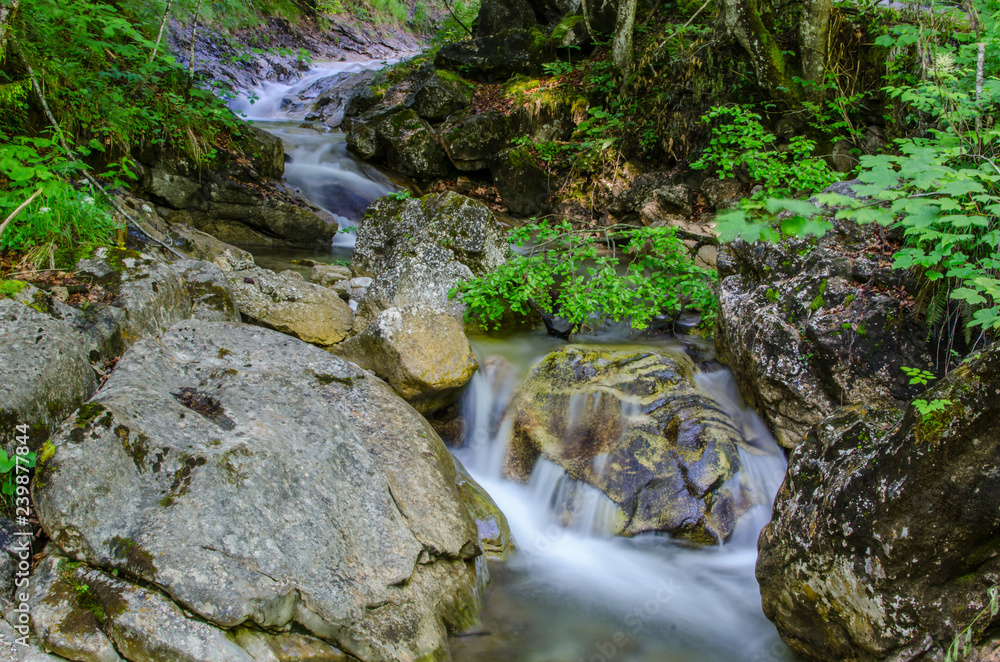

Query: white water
left=239, top=63, right=797, bottom=662
left=231, top=63, right=402, bottom=247
left=452, top=336, right=796, bottom=662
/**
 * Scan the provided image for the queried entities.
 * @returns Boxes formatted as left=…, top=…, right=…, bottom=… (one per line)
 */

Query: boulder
left=716, top=187, right=933, bottom=448
left=610, top=173, right=693, bottom=223
left=441, top=111, right=512, bottom=171
left=33, top=319, right=490, bottom=662
left=532, top=0, right=582, bottom=24
left=435, top=30, right=545, bottom=80
left=375, top=109, right=451, bottom=178
left=505, top=345, right=771, bottom=544
left=0, top=298, right=97, bottom=451
left=309, top=263, right=353, bottom=285
left=412, top=70, right=475, bottom=122
left=581, top=0, right=618, bottom=33
left=453, top=458, right=514, bottom=560
left=347, top=109, right=450, bottom=178
left=334, top=306, right=479, bottom=414
left=215, top=250, right=353, bottom=348
left=758, top=344, right=1000, bottom=659
left=490, top=147, right=552, bottom=216
left=1, top=249, right=239, bottom=449
left=507, top=75, right=588, bottom=143
left=477, top=0, right=538, bottom=37
left=700, top=176, right=743, bottom=211
left=352, top=191, right=508, bottom=328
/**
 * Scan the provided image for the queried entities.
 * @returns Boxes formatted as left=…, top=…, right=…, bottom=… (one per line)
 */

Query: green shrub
left=450, top=220, right=718, bottom=334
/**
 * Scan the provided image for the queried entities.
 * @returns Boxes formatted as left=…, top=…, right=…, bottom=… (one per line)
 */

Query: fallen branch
left=0, top=187, right=42, bottom=241
left=23, top=60, right=185, bottom=259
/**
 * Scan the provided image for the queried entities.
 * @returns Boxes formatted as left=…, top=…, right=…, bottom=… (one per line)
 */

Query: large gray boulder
left=352, top=191, right=508, bottom=329
left=490, top=147, right=552, bottom=216
left=33, top=320, right=494, bottom=662
left=757, top=343, right=1000, bottom=660
left=334, top=305, right=479, bottom=414
left=412, top=70, right=475, bottom=122
left=716, top=187, right=933, bottom=448
left=1, top=250, right=239, bottom=448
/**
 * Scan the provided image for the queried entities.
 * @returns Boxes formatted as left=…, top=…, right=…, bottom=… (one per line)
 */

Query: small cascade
left=230, top=62, right=400, bottom=247
left=452, top=337, right=795, bottom=661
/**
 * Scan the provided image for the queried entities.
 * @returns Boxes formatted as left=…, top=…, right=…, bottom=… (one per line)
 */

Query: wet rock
left=490, top=147, right=552, bottom=216
left=435, top=30, right=544, bottom=79
left=33, top=319, right=485, bottom=662
left=215, top=251, right=353, bottom=348
left=477, top=0, right=538, bottom=37
left=505, top=345, right=766, bottom=544
left=716, top=185, right=932, bottom=447
left=347, top=109, right=450, bottom=178
left=138, top=129, right=338, bottom=246
left=352, top=191, right=507, bottom=328
left=333, top=305, right=479, bottom=414
left=610, top=174, right=693, bottom=224
left=533, top=0, right=583, bottom=24
left=441, top=111, right=513, bottom=171
left=412, top=70, right=475, bottom=121
left=758, top=345, right=1000, bottom=659
left=453, top=458, right=514, bottom=560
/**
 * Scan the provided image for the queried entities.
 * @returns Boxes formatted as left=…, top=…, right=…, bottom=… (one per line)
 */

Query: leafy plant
left=691, top=105, right=842, bottom=198
left=450, top=220, right=718, bottom=335
left=946, top=586, right=1000, bottom=662
left=0, top=449, right=36, bottom=501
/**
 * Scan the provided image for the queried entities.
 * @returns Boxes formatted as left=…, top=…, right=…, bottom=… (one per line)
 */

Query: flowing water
left=235, top=64, right=797, bottom=662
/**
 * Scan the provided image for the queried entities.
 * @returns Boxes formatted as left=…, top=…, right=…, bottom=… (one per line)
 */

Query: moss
left=0, top=279, right=27, bottom=298
left=314, top=372, right=357, bottom=386
left=189, top=282, right=235, bottom=313
left=550, top=14, right=585, bottom=42
left=70, top=403, right=113, bottom=443
left=217, top=347, right=232, bottom=359
left=107, top=535, right=157, bottom=578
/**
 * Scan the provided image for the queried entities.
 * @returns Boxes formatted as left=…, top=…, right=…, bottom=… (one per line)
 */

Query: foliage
left=713, top=1, right=1000, bottom=352
left=0, top=0, right=253, bottom=264
left=901, top=366, right=936, bottom=386
left=0, top=448, right=36, bottom=505
left=691, top=105, right=842, bottom=198
left=450, top=220, right=718, bottom=334
left=946, top=586, right=1000, bottom=662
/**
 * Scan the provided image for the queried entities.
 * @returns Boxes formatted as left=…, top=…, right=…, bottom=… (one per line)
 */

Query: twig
left=149, top=0, right=174, bottom=63
left=23, top=59, right=185, bottom=259
left=188, top=0, right=203, bottom=91
left=442, top=0, right=473, bottom=37
left=0, top=188, right=42, bottom=240
left=657, top=0, right=712, bottom=51
left=975, top=42, right=985, bottom=150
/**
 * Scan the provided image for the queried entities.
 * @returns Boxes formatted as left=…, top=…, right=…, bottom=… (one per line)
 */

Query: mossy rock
left=506, top=344, right=760, bottom=544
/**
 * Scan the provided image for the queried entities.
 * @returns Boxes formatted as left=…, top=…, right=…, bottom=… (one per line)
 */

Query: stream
left=233, top=64, right=798, bottom=662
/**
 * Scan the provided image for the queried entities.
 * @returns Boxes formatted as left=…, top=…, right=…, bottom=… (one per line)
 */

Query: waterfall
left=451, top=337, right=794, bottom=661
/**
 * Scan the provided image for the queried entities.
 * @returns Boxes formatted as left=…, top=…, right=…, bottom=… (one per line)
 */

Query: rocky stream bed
left=1, top=4, right=1000, bottom=661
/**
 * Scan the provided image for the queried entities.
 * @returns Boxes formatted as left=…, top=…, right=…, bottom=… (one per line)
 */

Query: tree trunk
left=722, top=0, right=801, bottom=103
left=611, top=0, right=637, bottom=79
left=0, top=0, right=19, bottom=57
left=799, top=0, right=831, bottom=96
